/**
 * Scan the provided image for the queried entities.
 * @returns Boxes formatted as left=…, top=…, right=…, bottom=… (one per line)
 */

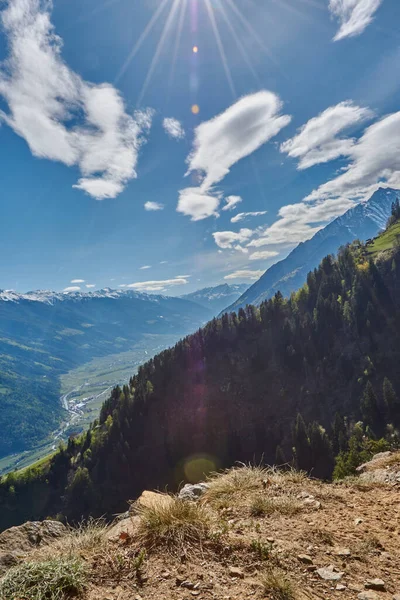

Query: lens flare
left=191, top=104, right=200, bottom=115
left=193, top=45, right=199, bottom=53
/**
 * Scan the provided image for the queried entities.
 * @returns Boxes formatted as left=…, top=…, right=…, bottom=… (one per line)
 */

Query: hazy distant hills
left=180, top=283, right=248, bottom=314
left=223, top=187, right=399, bottom=314
left=0, top=288, right=211, bottom=457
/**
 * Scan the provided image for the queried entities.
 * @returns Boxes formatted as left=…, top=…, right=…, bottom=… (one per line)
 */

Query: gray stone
left=358, top=592, right=379, bottom=600
left=336, top=584, right=346, bottom=591
left=228, top=566, right=245, bottom=579
left=178, top=483, right=210, bottom=501
left=365, top=579, right=386, bottom=591
left=335, top=547, right=351, bottom=557
left=297, top=554, right=313, bottom=564
left=316, top=567, right=343, bottom=581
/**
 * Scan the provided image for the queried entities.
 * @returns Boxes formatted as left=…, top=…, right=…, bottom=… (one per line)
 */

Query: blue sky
left=0, top=0, right=400, bottom=295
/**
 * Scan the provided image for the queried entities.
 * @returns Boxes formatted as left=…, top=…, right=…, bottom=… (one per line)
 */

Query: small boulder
left=358, top=592, right=379, bottom=600
left=136, top=490, right=174, bottom=510
left=365, top=579, right=386, bottom=591
left=316, top=566, right=343, bottom=581
left=335, top=547, right=351, bottom=557
left=297, top=554, right=313, bottom=565
left=178, top=483, right=210, bottom=501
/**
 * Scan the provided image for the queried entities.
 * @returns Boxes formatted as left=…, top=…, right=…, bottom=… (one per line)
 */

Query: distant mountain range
left=223, top=187, right=399, bottom=314
left=180, top=283, right=248, bottom=314
left=0, top=288, right=211, bottom=457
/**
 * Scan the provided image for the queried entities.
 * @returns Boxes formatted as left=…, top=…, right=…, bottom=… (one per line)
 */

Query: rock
left=393, top=596, right=400, bottom=600
left=316, top=567, right=344, bottom=581
left=365, top=579, right=386, bottom=591
left=107, top=516, right=139, bottom=542
left=354, top=518, right=363, bottom=525
left=136, top=490, right=174, bottom=510
left=358, top=592, right=379, bottom=600
left=178, top=483, right=210, bottom=501
left=0, top=520, right=66, bottom=554
left=297, top=554, right=313, bottom=564
left=228, top=566, right=245, bottom=579
left=0, top=520, right=67, bottom=575
left=356, top=451, right=393, bottom=473
left=335, top=547, right=351, bottom=557
left=336, top=584, right=346, bottom=591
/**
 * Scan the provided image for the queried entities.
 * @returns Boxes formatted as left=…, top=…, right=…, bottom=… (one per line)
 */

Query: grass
left=261, top=568, right=296, bottom=599
left=32, top=518, right=109, bottom=562
left=0, top=556, right=87, bottom=600
left=365, top=220, right=400, bottom=256
left=250, top=494, right=302, bottom=517
left=203, top=464, right=269, bottom=507
left=134, top=494, right=214, bottom=553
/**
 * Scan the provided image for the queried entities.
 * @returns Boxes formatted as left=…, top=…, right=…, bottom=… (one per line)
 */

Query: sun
left=114, top=0, right=276, bottom=105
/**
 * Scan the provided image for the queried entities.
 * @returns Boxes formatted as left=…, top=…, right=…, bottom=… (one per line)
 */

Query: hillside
left=180, top=283, right=249, bottom=315
left=0, top=289, right=211, bottom=457
left=0, top=460, right=400, bottom=600
left=223, top=187, right=399, bottom=314
left=1, top=220, right=400, bottom=531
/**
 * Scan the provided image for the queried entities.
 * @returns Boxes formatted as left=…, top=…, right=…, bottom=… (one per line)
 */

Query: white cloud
left=177, top=92, right=291, bottom=221
left=126, top=277, right=188, bottom=293
left=329, top=0, right=383, bottom=41
left=144, top=201, right=164, bottom=211
left=249, top=250, right=279, bottom=261
left=86, top=284, right=95, bottom=288
left=163, top=117, right=185, bottom=140
left=63, top=286, right=81, bottom=292
left=186, top=91, right=291, bottom=190
left=231, top=211, right=267, bottom=223
left=248, top=196, right=355, bottom=248
left=71, top=279, right=85, bottom=284
left=0, top=0, right=152, bottom=200
left=177, top=187, right=221, bottom=221
left=280, top=101, right=373, bottom=169
left=160, top=261, right=168, bottom=264
left=140, top=265, right=151, bottom=270
left=224, top=270, right=264, bottom=281
left=213, top=228, right=255, bottom=250
left=305, top=111, right=400, bottom=204
left=222, top=195, right=242, bottom=211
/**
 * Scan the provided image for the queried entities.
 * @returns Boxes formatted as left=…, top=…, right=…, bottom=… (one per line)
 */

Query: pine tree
left=293, top=414, right=311, bottom=472
left=309, top=422, right=334, bottom=480
left=360, top=381, right=381, bottom=433
left=383, top=377, right=400, bottom=426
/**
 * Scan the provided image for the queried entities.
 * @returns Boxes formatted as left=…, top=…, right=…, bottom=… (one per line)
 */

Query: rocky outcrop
left=0, top=520, right=66, bottom=575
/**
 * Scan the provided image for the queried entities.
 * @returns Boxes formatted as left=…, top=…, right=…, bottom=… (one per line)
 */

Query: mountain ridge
left=223, top=187, right=399, bottom=314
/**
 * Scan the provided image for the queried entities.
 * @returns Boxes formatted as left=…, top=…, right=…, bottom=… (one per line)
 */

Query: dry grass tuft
left=261, top=568, right=296, bottom=599
left=250, top=494, right=302, bottom=517
left=32, top=518, right=109, bottom=562
left=134, top=494, right=214, bottom=553
left=0, top=556, right=87, bottom=600
left=203, top=464, right=268, bottom=507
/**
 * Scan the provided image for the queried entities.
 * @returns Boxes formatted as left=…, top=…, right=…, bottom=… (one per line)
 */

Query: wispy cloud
left=63, top=286, right=81, bottom=292
left=144, top=201, right=164, bottom=211
left=71, top=279, right=85, bottom=284
left=140, top=265, right=151, bottom=270
left=126, top=277, right=188, bottom=292
left=85, top=284, right=96, bottom=289
left=222, top=195, right=242, bottom=211
left=280, top=101, right=373, bottom=169
left=163, top=117, right=185, bottom=140
left=177, top=92, right=291, bottom=221
left=329, top=0, right=383, bottom=41
left=231, top=211, right=267, bottom=224
left=213, top=229, right=255, bottom=250
left=305, top=111, right=400, bottom=204
left=249, top=250, right=279, bottom=261
left=224, top=269, right=264, bottom=281
left=0, top=0, right=152, bottom=200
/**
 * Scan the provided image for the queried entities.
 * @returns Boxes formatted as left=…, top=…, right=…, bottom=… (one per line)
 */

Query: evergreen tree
left=360, top=381, right=381, bottom=433
left=293, top=414, right=311, bottom=472
left=309, top=422, right=334, bottom=480
left=383, top=377, right=400, bottom=426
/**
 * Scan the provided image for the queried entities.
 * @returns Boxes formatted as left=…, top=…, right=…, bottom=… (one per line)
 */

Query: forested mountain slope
left=1, top=216, right=400, bottom=531
left=224, top=187, right=398, bottom=314
left=0, top=289, right=211, bottom=457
